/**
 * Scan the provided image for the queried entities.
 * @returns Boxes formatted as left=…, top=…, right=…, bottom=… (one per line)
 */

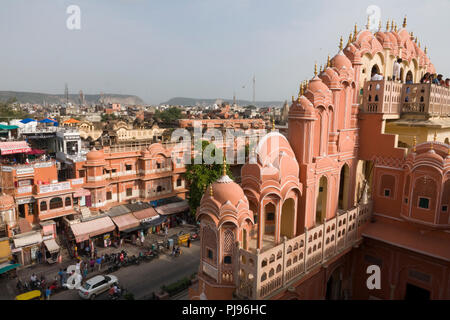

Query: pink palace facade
left=189, top=18, right=450, bottom=300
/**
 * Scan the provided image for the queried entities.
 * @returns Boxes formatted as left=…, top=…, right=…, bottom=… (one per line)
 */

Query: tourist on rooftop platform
left=445, top=78, right=450, bottom=88
left=371, top=69, right=383, bottom=81
left=393, top=58, right=402, bottom=81
left=405, top=72, right=413, bottom=84
left=420, top=72, right=431, bottom=83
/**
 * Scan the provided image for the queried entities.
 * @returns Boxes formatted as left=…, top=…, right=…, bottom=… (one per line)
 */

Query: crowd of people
left=420, top=72, right=450, bottom=87
left=370, top=58, right=450, bottom=88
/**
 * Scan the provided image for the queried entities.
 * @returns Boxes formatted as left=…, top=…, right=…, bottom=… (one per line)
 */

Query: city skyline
left=0, top=0, right=449, bottom=104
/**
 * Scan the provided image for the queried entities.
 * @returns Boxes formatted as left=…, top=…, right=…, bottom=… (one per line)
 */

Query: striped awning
left=0, top=141, right=31, bottom=155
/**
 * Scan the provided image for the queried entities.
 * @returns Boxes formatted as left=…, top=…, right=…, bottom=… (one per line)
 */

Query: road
left=52, top=241, right=200, bottom=300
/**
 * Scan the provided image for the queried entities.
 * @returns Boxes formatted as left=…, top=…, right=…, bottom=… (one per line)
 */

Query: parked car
left=78, top=275, right=119, bottom=300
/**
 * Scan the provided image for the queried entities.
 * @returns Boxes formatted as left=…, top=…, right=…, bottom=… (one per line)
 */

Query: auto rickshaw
left=15, top=290, right=43, bottom=300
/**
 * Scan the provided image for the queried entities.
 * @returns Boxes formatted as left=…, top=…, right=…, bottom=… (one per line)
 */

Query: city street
left=52, top=241, right=200, bottom=300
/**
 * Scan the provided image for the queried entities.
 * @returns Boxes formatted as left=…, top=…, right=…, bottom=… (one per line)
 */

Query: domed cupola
left=85, top=147, right=106, bottom=166
left=320, top=56, right=342, bottom=89
left=305, top=64, right=333, bottom=107
left=289, top=82, right=316, bottom=120
left=197, top=159, right=254, bottom=228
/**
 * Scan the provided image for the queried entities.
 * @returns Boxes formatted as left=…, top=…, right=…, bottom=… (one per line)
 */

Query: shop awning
left=43, top=239, right=60, bottom=253
left=0, top=124, right=19, bottom=130
left=0, top=238, right=12, bottom=263
left=63, top=118, right=80, bottom=124
left=155, top=200, right=189, bottom=216
left=0, top=263, right=21, bottom=275
left=0, top=141, right=32, bottom=155
left=70, top=216, right=115, bottom=243
left=27, top=149, right=45, bottom=155
left=20, top=118, right=36, bottom=124
left=132, top=207, right=159, bottom=223
left=143, top=215, right=167, bottom=227
left=111, top=213, right=140, bottom=232
left=73, top=188, right=91, bottom=197
left=13, top=231, right=43, bottom=248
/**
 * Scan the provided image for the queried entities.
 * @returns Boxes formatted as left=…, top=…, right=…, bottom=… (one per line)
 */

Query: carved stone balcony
left=361, top=80, right=450, bottom=117
left=235, top=201, right=373, bottom=300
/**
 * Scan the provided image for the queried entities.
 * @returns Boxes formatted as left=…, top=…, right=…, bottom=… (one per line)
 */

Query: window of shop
left=65, top=197, right=71, bottom=207
left=126, top=188, right=132, bottom=197
left=40, top=201, right=47, bottom=212
left=106, top=192, right=112, bottom=200
left=49, top=197, right=63, bottom=210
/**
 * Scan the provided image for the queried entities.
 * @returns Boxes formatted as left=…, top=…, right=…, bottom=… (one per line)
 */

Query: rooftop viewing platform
left=361, top=80, right=450, bottom=117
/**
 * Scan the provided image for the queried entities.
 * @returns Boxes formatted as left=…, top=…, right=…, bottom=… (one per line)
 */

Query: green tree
left=154, top=107, right=182, bottom=123
left=0, top=97, right=30, bottom=121
left=185, top=140, right=233, bottom=217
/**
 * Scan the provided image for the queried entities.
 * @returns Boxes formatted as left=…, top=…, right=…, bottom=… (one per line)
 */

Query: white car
left=78, top=275, right=119, bottom=300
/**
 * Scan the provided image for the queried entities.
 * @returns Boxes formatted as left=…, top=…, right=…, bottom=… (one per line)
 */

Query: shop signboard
left=17, top=186, right=32, bottom=194
left=34, top=162, right=53, bottom=168
left=17, top=197, right=35, bottom=205
left=39, top=181, right=71, bottom=194
left=16, top=167, right=34, bottom=175
left=2, top=166, right=13, bottom=172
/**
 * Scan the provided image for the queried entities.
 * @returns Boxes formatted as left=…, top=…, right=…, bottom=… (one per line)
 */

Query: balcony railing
left=236, top=201, right=372, bottom=300
left=361, top=80, right=450, bottom=117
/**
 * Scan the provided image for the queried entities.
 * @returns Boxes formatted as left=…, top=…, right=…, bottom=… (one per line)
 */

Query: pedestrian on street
left=187, top=238, right=191, bottom=248
left=58, top=269, right=64, bottom=286
left=96, top=256, right=102, bottom=271
left=83, top=265, right=88, bottom=279
left=94, top=247, right=98, bottom=259
left=90, top=258, right=95, bottom=272
left=45, top=287, right=51, bottom=300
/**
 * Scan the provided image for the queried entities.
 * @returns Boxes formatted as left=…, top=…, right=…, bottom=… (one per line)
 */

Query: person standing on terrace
left=393, top=58, right=402, bottom=81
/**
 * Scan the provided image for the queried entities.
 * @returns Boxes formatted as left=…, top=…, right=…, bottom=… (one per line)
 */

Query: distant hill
left=0, top=91, right=145, bottom=105
left=161, top=97, right=284, bottom=107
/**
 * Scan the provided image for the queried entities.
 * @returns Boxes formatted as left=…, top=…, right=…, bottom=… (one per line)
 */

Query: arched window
left=65, top=197, right=71, bottom=207
left=49, top=197, right=63, bottom=210
left=40, top=201, right=47, bottom=212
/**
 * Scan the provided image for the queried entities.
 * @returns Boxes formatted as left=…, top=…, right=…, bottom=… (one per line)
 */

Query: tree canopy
left=154, top=107, right=182, bottom=123
left=185, top=140, right=233, bottom=217
left=0, top=97, right=30, bottom=121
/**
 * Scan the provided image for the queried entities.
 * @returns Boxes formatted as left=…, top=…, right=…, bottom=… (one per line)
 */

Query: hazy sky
left=0, top=0, right=448, bottom=104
